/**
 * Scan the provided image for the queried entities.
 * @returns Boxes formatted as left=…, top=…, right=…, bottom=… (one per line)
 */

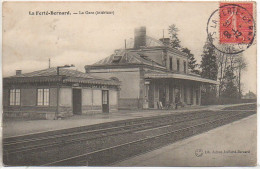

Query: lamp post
left=55, top=64, right=75, bottom=120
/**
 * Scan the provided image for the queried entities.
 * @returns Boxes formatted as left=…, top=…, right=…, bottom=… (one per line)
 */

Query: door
left=102, top=90, right=109, bottom=113
left=73, top=88, right=82, bottom=115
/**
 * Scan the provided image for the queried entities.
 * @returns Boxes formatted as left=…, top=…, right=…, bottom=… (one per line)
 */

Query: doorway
left=159, top=85, right=166, bottom=107
left=72, top=88, right=82, bottom=115
left=102, top=90, right=109, bottom=113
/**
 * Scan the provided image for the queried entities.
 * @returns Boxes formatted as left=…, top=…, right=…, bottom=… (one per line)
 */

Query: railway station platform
left=114, top=113, right=257, bottom=167
left=2, top=103, right=255, bottom=138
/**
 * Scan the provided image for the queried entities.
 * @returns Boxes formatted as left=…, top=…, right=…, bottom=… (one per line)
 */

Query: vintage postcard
left=2, top=1, right=257, bottom=167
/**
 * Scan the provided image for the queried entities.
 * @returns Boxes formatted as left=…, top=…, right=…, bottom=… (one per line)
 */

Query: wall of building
left=59, top=87, right=73, bottom=117
left=168, top=52, right=188, bottom=73
left=89, top=68, right=140, bottom=110
left=92, top=89, right=102, bottom=113
left=93, top=89, right=102, bottom=105
left=82, top=88, right=92, bottom=106
left=21, top=88, right=36, bottom=106
left=109, top=89, right=118, bottom=111
left=81, top=88, right=118, bottom=114
left=4, top=83, right=119, bottom=119
left=50, top=88, right=57, bottom=107
left=3, top=88, right=9, bottom=107
left=3, top=85, right=58, bottom=120
left=59, top=87, right=72, bottom=106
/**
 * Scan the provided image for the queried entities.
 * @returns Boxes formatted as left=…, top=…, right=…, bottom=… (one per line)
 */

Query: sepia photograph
left=2, top=1, right=257, bottom=166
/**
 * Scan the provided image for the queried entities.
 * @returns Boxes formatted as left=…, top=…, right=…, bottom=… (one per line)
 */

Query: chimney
left=159, top=38, right=170, bottom=46
left=16, top=70, right=22, bottom=75
left=134, top=27, right=146, bottom=49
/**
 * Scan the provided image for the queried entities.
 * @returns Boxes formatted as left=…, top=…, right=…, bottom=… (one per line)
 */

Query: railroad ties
left=3, top=103, right=256, bottom=166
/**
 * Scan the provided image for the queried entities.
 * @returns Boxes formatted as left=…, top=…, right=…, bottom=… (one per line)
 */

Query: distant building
left=3, top=68, right=120, bottom=119
left=242, top=91, right=256, bottom=99
left=85, top=27, right=218, bottom=110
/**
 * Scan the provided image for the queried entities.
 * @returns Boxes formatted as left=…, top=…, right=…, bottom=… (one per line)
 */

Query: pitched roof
left=11, top=67, right=93, bottom=78
left=93, top=50, right=166, bottom=69
left=4, top=67, right=120, bottom=86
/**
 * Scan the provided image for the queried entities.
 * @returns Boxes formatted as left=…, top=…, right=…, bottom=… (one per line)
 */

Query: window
left=112, top=55, right=122, bottom=63
left=169, top=57, right=173, bottom=70
left=37, top=88, right=49, bottom=106
left=177, top=59, right=180, bottom=72
left=10, top=89, right=20, bottom=105
left=184, top=61, right=187, bottom=73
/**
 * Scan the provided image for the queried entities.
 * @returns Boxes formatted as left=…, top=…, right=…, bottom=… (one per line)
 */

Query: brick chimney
left=134, top=27, right=146, bottom=49
left=16, top=70, right=22, bottom=75
left=159, top=38, right=170, bottom=46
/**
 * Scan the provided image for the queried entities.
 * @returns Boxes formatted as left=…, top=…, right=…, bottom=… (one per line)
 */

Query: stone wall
left=3, top=106, right=57, bottom=120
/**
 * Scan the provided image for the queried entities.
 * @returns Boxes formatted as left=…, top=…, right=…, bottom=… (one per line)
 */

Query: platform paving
left=2, top=103, right=254, bottom=138
left=114, top=113, right=257, bottom=167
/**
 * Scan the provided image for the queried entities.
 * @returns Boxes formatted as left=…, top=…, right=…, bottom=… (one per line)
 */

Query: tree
left=168, top=24, right=200, bottom=74
left=222, top=65, right=239, bottom=98
left=200, top=35, right=218, bottom=80
left=216, top=51, right=247, bottom=98
left=233, top=55, right=247, bottom=98
left=182, top=48, right=200, bottom=74
left=168, top=24, right=181, bottom=49
left=200, top=35, right=218, bottom=104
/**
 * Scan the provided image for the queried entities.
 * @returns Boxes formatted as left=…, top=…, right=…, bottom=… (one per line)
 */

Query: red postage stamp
left=219, top=3, right=254, bottom=44
left=207, top=2, right=255, bottom=54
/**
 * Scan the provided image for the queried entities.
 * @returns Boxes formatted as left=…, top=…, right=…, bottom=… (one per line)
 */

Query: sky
left=2, top=2, right=256, bottom=94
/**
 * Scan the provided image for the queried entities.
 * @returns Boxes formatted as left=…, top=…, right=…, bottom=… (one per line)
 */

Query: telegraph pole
left=55, top=64, right=75, bottom=119
left=49, top=58, right=51, bottom=68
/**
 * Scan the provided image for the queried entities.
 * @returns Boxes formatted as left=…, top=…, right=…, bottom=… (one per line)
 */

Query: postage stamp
left=207, top=2, right=255, bottom=54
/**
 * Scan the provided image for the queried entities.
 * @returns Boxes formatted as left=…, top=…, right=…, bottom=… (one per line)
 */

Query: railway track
left=3, top=110, right=225, bottom=153
left=3, top=104, right=256, bottom=166
left=45, top=110, right=255, bottom=166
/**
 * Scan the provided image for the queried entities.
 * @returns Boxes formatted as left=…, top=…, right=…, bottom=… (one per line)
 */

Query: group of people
left=157, top=91, right=181, bottom=110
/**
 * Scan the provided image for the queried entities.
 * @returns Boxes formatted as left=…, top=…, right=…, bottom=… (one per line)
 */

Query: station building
left=3, top=68, right=120, bottom=119
left=85, top=27, right=218, bottom=110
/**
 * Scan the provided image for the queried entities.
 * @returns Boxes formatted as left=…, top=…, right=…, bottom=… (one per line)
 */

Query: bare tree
left=215, top=50, right=247, bottom=98
left=233, top=55, right=247, bottom=98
